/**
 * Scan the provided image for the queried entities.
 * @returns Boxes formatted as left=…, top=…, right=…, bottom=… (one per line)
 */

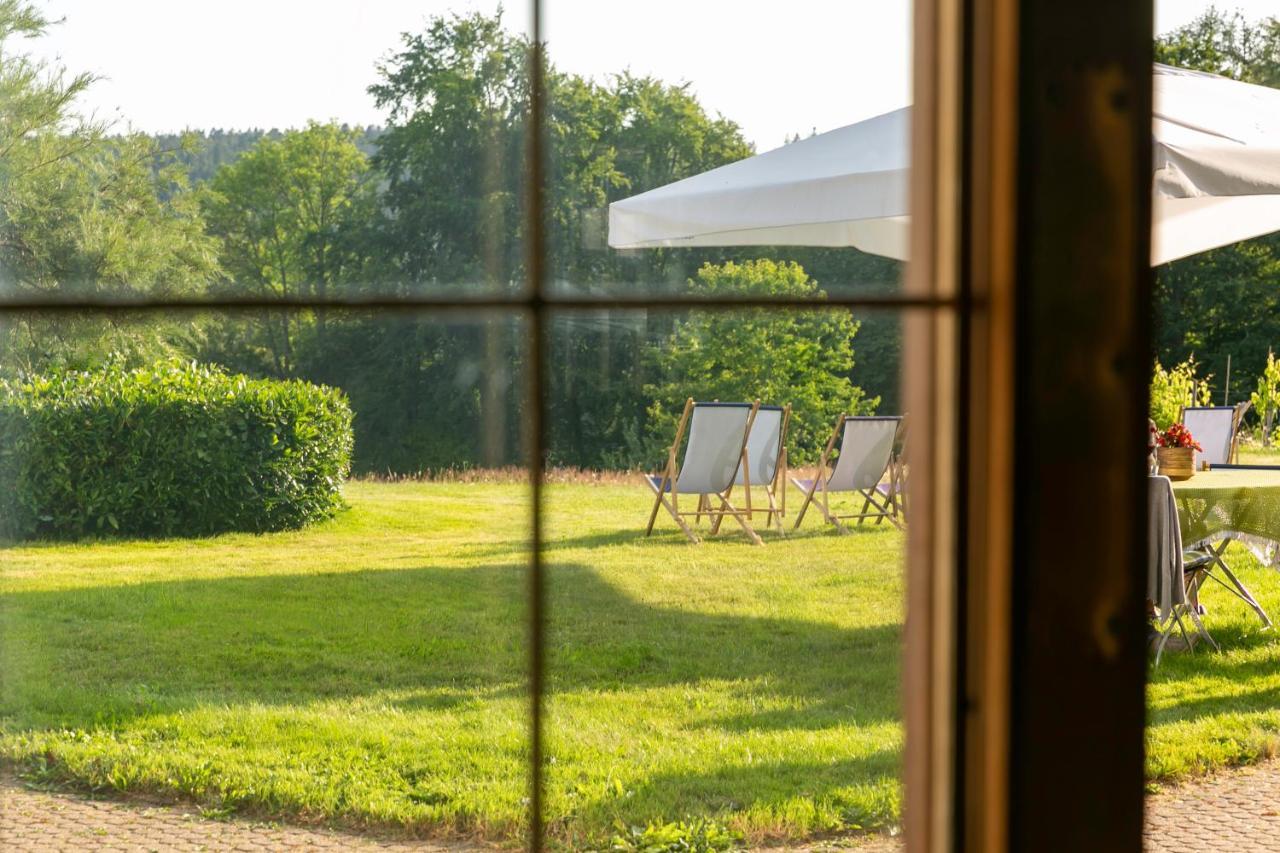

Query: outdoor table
left=1172, top=468, right=1280, bottom=559
left=1171, top=468, right=1278, bottom=626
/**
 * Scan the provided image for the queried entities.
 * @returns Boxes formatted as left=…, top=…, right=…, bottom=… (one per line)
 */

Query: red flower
left=1157, top=423, right=1202, bottom=452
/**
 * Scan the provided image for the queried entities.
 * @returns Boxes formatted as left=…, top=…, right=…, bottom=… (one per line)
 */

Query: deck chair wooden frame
left=1179, top=402, right=1251, bottom=466
left=791, top=414, right=904, bottom=532
left=875, top=416, right=909, bottom=522
left=644, top=398, right=764, bottom=546
left=704, top=404, right=791, bottom=535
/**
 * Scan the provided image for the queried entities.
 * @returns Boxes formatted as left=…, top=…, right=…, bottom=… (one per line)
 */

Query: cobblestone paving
left=1144, top=760, right=1280, bottom=852
left=0, top=780, right=472, bottom=852
left=1, top=761, right=1277, bottom=851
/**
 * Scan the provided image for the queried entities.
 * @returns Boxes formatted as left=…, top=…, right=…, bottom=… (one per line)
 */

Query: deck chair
left=791, top=415, right=904, bottom=531
left=645, top=399, right=764, bottom=545
left=1149, top=474, right=1218, bottom=665
left=875, top=417, right=908, bottom=521
left=1181, top=403, right=1250, bottom=468
left=1182, top=462, right=1275, bottom=628
left=704, top=404, right=790, bottom=534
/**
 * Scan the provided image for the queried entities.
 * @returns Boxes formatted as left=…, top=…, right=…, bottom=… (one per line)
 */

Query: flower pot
left=1157, top=446, right=1195, bottom=480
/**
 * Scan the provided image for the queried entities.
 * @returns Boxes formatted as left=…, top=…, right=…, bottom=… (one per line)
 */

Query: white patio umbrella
left=608, top=65, right=1280, bottom=266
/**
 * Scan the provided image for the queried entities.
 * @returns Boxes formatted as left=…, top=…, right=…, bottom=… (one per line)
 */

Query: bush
left=645, top=260, right=877, bottom=466
left=0, top=360, right=353, bottom=540
left=1150, top=357, right=1212, bottom=430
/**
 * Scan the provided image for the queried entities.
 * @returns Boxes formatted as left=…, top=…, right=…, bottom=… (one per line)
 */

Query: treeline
left=13, top=6, right=1274, bottom=473
left=147, top=127, right=384, bottom=187
left=0, top=5, right=897, bottom=473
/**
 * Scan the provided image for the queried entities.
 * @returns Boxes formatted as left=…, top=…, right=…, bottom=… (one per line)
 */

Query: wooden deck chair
left=706, top=404, right=790, bottom=534
left=790, top=415, right=904, bottom=531
left=874, top=416, right=908, bottom=522
left=1181, top=403, right=1251, bottom=468
left=644, top=399, right=764, bottom=545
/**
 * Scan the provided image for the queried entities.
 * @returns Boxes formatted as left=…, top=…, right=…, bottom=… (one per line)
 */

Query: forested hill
left=146, top=126, right=384, bottom=185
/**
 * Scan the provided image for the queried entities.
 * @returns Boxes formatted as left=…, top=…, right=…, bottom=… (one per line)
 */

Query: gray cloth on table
left=1148, top=474, right=1188, bottom=615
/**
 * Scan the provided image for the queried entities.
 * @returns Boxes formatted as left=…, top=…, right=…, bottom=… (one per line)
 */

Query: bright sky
left=23, top=0, right=1277, bottom=151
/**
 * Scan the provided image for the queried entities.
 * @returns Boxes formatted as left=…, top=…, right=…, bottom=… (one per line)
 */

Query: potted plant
left=1156, top=422, right=1201, bottom=480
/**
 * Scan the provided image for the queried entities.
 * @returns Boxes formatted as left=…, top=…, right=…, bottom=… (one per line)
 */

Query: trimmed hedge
left=0, top=361, right=353, bottom=540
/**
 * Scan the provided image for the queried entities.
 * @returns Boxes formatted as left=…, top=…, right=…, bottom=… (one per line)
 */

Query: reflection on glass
left=0, top=310, right=532, bottom=840
left=545, top=306, right=905, bottom=846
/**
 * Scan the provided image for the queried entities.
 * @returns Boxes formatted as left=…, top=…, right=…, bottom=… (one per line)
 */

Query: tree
left=0, top=1, right=217, bottom=375
left=645, top=260, right=877, bottom=467
left=1251, top=350, right=1280, bottom=445
left=1155, top=7, right=1280, bottom=86
left=368, top=10, right=759, bottom=470
left=201, top=122, right=375, bottom=374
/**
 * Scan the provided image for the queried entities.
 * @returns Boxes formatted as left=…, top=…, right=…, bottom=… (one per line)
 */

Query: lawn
left=0, top=480, right=904, bottom=846
left=0, top=480, right=1277, bottom=846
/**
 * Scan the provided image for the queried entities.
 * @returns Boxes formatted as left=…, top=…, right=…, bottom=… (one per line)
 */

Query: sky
left=23, top=0, right=1278, bottom=151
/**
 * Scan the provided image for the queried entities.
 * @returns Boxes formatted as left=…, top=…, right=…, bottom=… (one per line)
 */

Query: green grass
left=2, top=481, right=1277, bottom=845
left=0, top=481, right=903, bottom=846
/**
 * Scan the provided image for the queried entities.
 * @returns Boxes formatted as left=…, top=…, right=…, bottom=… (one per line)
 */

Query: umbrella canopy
left=608, top=65, right=1280, bottom=266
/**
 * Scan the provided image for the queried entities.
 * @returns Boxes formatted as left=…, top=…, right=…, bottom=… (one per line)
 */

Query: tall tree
left=201, top=122, right=375, bottom=374
left=0, top=0, right=217, bottom=375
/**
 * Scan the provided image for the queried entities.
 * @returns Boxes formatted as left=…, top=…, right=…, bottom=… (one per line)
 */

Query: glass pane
left=1147, top=7, right=1280, bottom=850
left=544, top=305, right=907, bottom=847
left=541, top=0, right=910, bottom=301
left=0, top=309, right=533, bottom=844
left=3, top=4, right=532, bottom=304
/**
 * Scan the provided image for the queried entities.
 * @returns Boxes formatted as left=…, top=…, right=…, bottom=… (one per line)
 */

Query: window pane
left=543, top=306, right=908, bottom=847
left=541, top=0, right=910, bottom=301
left=1, top=4, right=532, bottom=304
left=0, top=309, right=533, bottom=843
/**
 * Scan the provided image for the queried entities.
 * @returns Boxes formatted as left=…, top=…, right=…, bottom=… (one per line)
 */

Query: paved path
left=1144, top=760, right=1280, bottom=852
left=2, top=761, right=1277, bottom=851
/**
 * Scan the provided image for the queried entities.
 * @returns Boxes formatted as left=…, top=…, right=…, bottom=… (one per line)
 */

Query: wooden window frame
left=0, top=0, right=1156, bottom=850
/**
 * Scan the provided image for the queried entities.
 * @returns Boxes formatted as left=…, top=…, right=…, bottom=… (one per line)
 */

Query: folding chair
left=1149, top=474, right=1218, bottom=665
left=790, top=414, right=904, bottom=531
left=1181, top=402, right=1251, bottom=468
left=875, top=417, right=908, bottom=522
left=1182, top=461, right=1275, bottom=628
left=705, top=404, right=790, bottom=534
left=645, top=399, right=764, bottom=545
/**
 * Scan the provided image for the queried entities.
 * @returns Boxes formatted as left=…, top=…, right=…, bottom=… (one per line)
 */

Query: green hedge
left=0, top=361, right=353, bottom=540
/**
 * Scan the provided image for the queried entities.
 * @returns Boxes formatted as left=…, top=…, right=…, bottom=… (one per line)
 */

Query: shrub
left=1251, top=350, right=1280, bottom=447
left=0, top=360, right=353, bottom=540
left=644, top=260, right=877, bottom=467
left=1149, top=357, right=1212, bottom=430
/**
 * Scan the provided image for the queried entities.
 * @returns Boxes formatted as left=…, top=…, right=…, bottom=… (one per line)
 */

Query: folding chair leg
left=861, top=489, right=905, bottom=531
left=646, top=478, right=701, bottom=543
left=710, top=487, right=730, bottom=535
left=765, top=488, right=784, bottom=535
left=719, top=495, right=763, bottom=546
left=660, top=495, right=701, bottom=544
left=793, top=478, right=821, bottom=530
left=645, top=488, right=664, bottom=536
left=1208, top=542, right=1273, bottom=628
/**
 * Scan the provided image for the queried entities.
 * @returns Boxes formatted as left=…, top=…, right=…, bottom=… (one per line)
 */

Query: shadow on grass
left=0, top=559, right=906, bottom=838
left=1, top=562, right=899, bottom=728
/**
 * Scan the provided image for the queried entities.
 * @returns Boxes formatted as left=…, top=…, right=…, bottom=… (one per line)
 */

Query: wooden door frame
left=905, top=0, right=1153, bottom=850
